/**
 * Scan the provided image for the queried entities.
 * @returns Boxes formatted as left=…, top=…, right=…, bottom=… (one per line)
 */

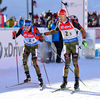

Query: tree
left=0, top=0, right=7, bottom=13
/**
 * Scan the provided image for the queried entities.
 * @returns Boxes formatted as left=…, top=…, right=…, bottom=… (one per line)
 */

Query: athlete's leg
left=31, top=45, right=43, bottom=86
left=22, top=44, right=31, bottom=82
left=71, top=41, right=79, bottom=78
left=31, top=54, right=41, bottom=75
left=60, top=43, right=71, bottom=88
left=71, top=41, right=79, bottom=89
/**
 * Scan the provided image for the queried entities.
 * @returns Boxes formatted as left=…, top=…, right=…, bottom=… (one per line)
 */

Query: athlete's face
left=58, top=15, right=67, bottom=22
left=24, top=26, right=31, bottom=32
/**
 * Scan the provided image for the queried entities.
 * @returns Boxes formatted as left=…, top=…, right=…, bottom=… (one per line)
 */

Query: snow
left=0, top=39, right=100, bottom=99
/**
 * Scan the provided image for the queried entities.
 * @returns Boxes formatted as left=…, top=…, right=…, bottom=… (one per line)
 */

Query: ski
left=71, top=88, right=80, bottom=94
left=51, top=87, right=70, bottom=93
left=6, top=82, right=39, bottom=88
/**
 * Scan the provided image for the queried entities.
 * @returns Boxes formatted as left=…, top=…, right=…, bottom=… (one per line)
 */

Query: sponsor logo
left=61, top=25, right=71, bottom=29
left=69, top=2, right=82, bottom=7
left=23, top=34, right=33, bottom=38
left=0, top=42, right=23, bottom=59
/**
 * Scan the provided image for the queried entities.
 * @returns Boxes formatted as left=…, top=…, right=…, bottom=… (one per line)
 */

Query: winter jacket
left=49, top=23, right=59, bottom=42
left=18, top=19, right=24, bottom=27
left=6, top=19, right=14, bottom=27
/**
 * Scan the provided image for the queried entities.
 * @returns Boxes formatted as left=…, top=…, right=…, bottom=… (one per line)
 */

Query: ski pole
left=62, top=1, right=70, bottom=17
left=41, top=58, right=51, bottom=86
left=86, top=45, right=100, bottom=54
left=15, top=36, right=19, bottom=84
left=86, top=45, right=95, bottom=51
left=38, top=44, right=51, bottom=86
left=44, top=40, right=87, bottom=88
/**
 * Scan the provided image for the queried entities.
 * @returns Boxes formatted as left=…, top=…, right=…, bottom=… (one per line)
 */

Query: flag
left=33, top=1, right=37, bottom=8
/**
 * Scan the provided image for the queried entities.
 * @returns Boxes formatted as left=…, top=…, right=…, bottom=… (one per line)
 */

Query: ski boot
left=60, top=77, right=67, bottom=88
left=24, top=72, right=31, bottom=83
left=38, top=74, right=44, bottom=87
left=74, top=77, right=79, bottom=90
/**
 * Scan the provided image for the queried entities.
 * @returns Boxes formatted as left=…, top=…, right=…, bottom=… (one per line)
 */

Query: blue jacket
left=18, top=19, right=24, bottom=27
left=49, top=23, right=59, bottom=42
left=13, top=25, right=19, bottom=28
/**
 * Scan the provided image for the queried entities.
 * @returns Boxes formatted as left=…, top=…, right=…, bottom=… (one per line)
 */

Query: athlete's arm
left=44, top=22, right=60, bottom=35
left=34, top=27, right=44, bottom=42
left=13, top=26, right=24, bottom=39
left=72, top=19, right=86, bottom=39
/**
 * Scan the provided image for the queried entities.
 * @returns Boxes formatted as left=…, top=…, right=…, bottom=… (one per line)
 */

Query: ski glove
left=82, top=39, right=87, bottom=47
left=35, top=35, right=39, bottom=40
left=12, top=31, right=16, bottom=36
left=12, top=31, right=17, bottom=39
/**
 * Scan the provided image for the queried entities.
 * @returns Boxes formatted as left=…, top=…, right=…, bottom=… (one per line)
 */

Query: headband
left=24, top=22, right=31, bottom=26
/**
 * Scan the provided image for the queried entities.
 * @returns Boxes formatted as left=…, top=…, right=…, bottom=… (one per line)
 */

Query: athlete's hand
left=12, top=31, right=16, bottom=36
left=82, top=39, right=87, bottom=47
left=44, top=32, right=48, bottom=36
left=35, top=35, right=39, bottom=40
left=12, top=31, right=16, bottom=39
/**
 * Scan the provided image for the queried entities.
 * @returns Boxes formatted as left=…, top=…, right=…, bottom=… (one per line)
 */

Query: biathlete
left=44, top=9, right=87, bottom=90
left=12, top=19, right=44, bottom=87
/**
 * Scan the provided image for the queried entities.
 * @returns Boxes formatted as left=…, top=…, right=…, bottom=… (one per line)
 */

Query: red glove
left=12, top=31, right=16, bottom=36
left=35, top=35, right=39, bottom=40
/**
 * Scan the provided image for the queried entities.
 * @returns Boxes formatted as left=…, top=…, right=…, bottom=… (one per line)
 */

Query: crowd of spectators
left=4, top=16, right=24, bottom=28
left=88, top=11, right=100, bottom=27
left=33, top=10, right=58, bottom=28
left=2, top=10, right=100, bottom=28
left=3, top=10, right=58, bottom=28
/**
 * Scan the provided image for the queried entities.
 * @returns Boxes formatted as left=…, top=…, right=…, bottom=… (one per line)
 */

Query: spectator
left=34, top=14, right=39, bottom=22
left=53, top=11, right=58, bottom=19
left=92, top=16, right=98, bottom=27
left=34, top=20, right=39, bottom=27
left=88, top=16, right=92, bottom=27
left=13, top=16, right=16, bottom=22
left=38, top=21, right=43, bottom=27
left=46, top=10, right=52, bottom=26
left=39, top=13, right=45, bottom=26
left=43, top=12, right=48, bottom=27
left=48, top=19, right=63, bottom=63
left=13, top=21, right=19, bottom=28
left=18, top=16, right=24, bottom=27
left=46, top=10, right=52, bottom=18
left=3, top=22, right=9, bottom=28
left=6, top=16, right=14, bottom=27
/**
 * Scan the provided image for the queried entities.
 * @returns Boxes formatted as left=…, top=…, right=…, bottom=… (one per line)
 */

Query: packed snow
left=0, top=39, right=100, bottom=99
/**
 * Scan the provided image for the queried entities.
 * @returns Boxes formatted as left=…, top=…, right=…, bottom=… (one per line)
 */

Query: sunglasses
left=58, top=15, right=64, bottom=17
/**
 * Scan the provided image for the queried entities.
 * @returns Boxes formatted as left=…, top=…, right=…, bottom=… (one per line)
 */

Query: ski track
left=0, top=39, right=100, bottom=99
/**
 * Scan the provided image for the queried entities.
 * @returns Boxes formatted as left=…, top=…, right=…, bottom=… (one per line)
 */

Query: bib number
left=64, top=31, right=72, bottom=37
left=29, top=38, right=35, bottom=42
